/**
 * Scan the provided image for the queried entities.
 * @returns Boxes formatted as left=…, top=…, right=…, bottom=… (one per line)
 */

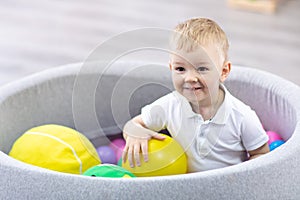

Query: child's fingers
left=127, top=145, right=134, bottom=168
left=141, top=141, right=148, bottom=162
left=122, top=145, right=129, bottom=163
left=152, top=133, right=166, bottom=140
left=134, top=144, right=141, bottom=167
left=122, top=136, right=150, bottom=168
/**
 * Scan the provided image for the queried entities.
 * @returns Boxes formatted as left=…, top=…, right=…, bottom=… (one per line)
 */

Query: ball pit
left=0, top=62, right=299, bottom=199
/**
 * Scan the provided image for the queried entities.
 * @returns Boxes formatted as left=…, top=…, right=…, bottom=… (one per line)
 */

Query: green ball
left=117, top=158, right=123, bottom=166
left=83, top=164, right=136, bottom=178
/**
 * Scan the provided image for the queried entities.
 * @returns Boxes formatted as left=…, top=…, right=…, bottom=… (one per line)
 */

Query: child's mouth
left=184, top=86, right=203, bottom=91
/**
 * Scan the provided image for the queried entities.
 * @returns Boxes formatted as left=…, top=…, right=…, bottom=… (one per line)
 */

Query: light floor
left=0, top=0, right=299, bottom=86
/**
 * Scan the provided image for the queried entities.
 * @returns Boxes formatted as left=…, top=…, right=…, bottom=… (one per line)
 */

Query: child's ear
left=169, top=62, right=172, bottom=70
left=220, top=61, right=231, bottom=82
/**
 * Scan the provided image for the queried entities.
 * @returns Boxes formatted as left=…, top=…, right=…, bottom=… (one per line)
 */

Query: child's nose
left=185, top=70, right=198, bottom=82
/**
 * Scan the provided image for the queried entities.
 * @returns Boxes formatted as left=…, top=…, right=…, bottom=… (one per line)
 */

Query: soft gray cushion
left=0, top=61, right=300, bottom=199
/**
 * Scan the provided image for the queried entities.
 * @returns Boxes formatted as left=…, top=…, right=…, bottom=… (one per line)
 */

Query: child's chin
left=182, top=90, right=203, bottom=98
left=183, top=94, right=203, bottom=103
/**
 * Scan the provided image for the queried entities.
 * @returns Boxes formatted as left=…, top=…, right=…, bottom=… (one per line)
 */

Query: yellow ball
left=9, top=124, right=101, bottom=174
left=122, top=134, right=187, bottom=177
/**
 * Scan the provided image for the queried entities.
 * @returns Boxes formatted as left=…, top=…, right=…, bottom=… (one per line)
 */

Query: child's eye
left=197, top=66, right=209, bottom=72
left=175, top=67, right=185, bottom=72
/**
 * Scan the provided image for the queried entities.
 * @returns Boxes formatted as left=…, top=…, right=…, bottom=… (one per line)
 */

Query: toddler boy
left=122, top=18, right=269, bottom=172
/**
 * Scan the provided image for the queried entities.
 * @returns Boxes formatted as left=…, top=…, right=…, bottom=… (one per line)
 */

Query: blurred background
left=0, top=0, right=299, bottom=86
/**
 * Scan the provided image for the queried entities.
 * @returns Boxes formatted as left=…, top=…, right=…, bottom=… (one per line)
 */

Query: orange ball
left=122, top=134, right=187, bottom=177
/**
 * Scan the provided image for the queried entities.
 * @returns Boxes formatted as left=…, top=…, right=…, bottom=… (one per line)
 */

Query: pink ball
left=109, top=138, right=126, bottom=161
left=96, top=145, right=117, bottom=164
left=266, top=131, right=283, bottom=145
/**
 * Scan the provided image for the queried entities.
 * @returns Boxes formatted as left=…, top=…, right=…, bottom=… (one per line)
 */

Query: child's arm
left=248, top=142, right=270, bottom=160
left=122, top=115, right=165, bottom=168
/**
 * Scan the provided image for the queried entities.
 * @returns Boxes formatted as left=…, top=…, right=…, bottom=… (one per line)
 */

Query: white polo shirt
left=141, top=85, right=269, bottom=172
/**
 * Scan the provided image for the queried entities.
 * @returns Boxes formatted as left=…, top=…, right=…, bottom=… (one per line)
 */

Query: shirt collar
left=172, top=84, right=232, bottom=125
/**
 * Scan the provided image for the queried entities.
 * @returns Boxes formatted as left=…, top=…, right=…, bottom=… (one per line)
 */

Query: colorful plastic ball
left=109, top=138, right=125, bottom=161
left=117, top=158, right=123, bottom=167
left=83, top=164, right=135, bottom=178
left=9, top=124, right=101, bottom=174
left=97, top=145, right=117, bottom=164
left=269, top=140, right=285, bottom=151
left=266, top=131, right=283, bottom=145
left=122, top=134, right=187, bottom=177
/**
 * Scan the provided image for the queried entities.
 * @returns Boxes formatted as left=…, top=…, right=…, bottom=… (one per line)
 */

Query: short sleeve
left=240, top=110, right=269, bottom=151
left=141, top=94, right=170, bottom=132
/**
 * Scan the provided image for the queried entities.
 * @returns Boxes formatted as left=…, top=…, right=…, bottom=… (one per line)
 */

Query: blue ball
left=269, top=140, right=285, bottom=151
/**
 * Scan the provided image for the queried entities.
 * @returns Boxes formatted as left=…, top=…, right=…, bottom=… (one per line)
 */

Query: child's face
left=169, top=44, right=230, bottom=105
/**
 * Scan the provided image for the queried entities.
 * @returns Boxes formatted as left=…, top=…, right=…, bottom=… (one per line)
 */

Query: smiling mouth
left=183, top=87, right=203, bottom=91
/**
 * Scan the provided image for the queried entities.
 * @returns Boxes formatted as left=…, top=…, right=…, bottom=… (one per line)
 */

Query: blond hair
left=171, top=18, right=229, bottom=62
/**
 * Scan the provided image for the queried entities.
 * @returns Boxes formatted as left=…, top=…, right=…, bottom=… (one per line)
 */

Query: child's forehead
left=169, top=46, right=215, bottom=64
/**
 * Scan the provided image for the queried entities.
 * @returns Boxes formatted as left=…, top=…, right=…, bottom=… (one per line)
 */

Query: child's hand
left=122, top=133, right=165, bottom=168
left=122, top=115, right=166, bottom=168
left=122, top=134, right=148, bottom=168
